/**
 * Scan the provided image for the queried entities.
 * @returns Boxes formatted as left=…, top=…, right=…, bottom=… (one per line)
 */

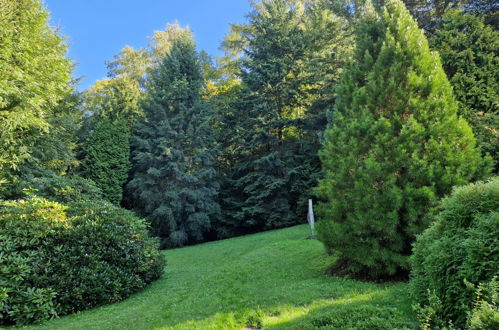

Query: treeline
left=1, top=0, right=497, bottom=326
left=72, top=1, right=356, bottom=249
left=1, top=0, right=497, bottom=253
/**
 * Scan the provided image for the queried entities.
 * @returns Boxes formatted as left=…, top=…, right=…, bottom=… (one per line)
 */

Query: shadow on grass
left=264, top=287, right=419, bottom=329
left=143, top=274, right=417, bottom=329
left=23, top=225, right=417, bottom=330
left=167, top=282, right=418, bottom=329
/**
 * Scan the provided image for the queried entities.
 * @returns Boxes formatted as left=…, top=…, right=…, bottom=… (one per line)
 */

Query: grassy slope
left=22, top=225, right=417, bottom=329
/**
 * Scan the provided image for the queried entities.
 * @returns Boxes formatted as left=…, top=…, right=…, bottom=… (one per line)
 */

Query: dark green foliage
left=23, top=174, right=103, bottom=203
left=25, top=91, right=82, bottom=178
left=401, top=0, right=461, bottom=33
left=401, top=0, right=498, bottom=33
left=431, top=10, right=499, bottom=171
left=0, top=197, right=164, bottom=326
left=218, top=0, right=353, bottom=237
left=128, top=34, right=220, bottom=248
left=411, top=178, right=499, bottom=327
left=0, top=198, right=64, bottom=325
left=332, top=1, right=498, bottom=31
left=316, top=0, right=488, bottom=279
left=81, top=117, right=131, bottom=204
left=468, top=0, right=499, bottom=27
left=79, top=48, right=147, bottom=207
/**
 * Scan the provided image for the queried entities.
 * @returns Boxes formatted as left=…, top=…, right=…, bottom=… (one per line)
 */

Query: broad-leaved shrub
left=0, top=197, right=165, bottom=325
left=24, top=174, right=103, bottom=203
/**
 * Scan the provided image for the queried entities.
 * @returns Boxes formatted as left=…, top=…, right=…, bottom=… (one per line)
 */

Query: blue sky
left=44, top=0, right=251, bottom=90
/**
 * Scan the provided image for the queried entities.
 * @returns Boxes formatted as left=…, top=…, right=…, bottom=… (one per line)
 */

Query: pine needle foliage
left=316, top=0, right=489, bottom=279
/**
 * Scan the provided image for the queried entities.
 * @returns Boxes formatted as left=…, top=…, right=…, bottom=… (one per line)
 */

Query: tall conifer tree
left=431, top=11, right=498, bottom=171
left=81, top=117, right=131, bottom=205
left=218, top=0, right=353, bottom=236
left=316, top=0, right=489, bottom=278
left=127, top=34, right=219, bottom=248
left=0, top=0, right=72, bottom=196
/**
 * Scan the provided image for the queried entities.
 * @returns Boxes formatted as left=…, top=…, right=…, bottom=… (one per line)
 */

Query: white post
left=307, top=199, right=315, bottom=236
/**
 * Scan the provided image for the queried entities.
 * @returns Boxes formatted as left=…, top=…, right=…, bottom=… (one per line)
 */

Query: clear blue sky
left=44, top=0, right=251, bottom=91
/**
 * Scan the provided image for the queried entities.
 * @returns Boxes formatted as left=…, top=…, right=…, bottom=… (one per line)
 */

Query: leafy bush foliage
left=413, top=290, right=456, bottom=330
left=23, top=174, right=103, bottom=203
left=0, top=197, right=165, bottom=325
left=0, top=198, right=66, bottom=325
left=413, top=277, right=499, bottom=330
left=467, top=277, right=499, bottom=330
left=411, top=177, right=499, bottom=327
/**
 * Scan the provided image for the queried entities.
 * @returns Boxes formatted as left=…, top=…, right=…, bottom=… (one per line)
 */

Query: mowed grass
left=20, top=225, right=417, bottom=329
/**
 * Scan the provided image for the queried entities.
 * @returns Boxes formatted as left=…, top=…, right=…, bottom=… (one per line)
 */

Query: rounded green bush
left=411, top=177, right=499, bottom=327
left=0, top=197, right=165, bottom=326
left=24, top=174, right=103, bottom=203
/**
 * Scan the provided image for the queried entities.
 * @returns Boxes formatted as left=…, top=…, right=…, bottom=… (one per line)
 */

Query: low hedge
left=0, top=197, right=165, bottom=325
left=411, top=177, right=499, bottom=328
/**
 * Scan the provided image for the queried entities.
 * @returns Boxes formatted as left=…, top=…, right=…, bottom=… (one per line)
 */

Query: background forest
left=0, top=0, right=497, bottom=328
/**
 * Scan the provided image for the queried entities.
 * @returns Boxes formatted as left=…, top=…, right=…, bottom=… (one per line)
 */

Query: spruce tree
left=316, top=0, right=488, bottom=278
left=80, top=117, right=130, bottom=205
left=218, top=0, right=353, bottom=236
left=127, top=34, right=219, bottom=248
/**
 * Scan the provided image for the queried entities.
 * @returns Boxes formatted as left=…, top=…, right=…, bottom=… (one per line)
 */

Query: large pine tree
left=316, top=0, right=489, bottom=278
left=218, top=0, right=353, bottom=236
left=127, top=34, right=219, bottom=248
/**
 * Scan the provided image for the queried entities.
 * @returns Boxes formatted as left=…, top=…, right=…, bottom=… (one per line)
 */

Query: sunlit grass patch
left=22, top=225, right=417, bottom=330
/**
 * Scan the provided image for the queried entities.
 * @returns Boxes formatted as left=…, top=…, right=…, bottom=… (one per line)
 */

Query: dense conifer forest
left=1, top=0, right=497, bottom=328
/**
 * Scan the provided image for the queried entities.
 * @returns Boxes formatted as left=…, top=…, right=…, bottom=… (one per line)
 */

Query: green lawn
left=21, top=225, right=417, bottom=329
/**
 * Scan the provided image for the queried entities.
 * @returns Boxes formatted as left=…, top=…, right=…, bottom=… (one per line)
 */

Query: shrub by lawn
left=411, top=178, right=499, bottom=328
left=0, top=197, right=164, bottom=326
left=23, top=225, right=417, bottom=329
